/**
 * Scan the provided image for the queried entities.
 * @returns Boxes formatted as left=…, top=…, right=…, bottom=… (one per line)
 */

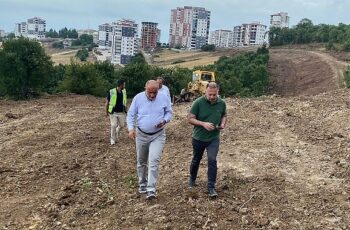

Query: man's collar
left=205, top=96, right=218, bottom=104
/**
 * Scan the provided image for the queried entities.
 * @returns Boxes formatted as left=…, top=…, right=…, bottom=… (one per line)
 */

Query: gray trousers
left=136, top=128, right=166, bottom=193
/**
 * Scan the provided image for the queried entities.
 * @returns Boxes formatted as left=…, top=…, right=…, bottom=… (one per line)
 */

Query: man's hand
left=155, top=120, right=166, bottom=128
left=128, top=130, right=136, bottom=140
left=202, top=122, right=215, bottom=131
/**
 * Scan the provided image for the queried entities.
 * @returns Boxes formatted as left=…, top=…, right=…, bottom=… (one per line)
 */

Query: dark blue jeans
left=190, top=138, right=220, bottom=190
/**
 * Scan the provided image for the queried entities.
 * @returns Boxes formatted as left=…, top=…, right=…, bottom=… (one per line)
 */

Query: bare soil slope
left=1, top=89, right=350, bottom=229
left=1, top=49, right=350, bottom=229
left=269, top=49, right=348, bottom=96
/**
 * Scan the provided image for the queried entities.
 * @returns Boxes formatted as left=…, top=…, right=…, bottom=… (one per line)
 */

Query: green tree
left=342, top=38, right=350, bottom=51
left=344, top=66, right=350, bottom=88
left=76, top=48, right=89, bottom=61
left=0, top=38, right=54, bottom=99
left=46, top=28, right=59, bottom=38
left=6, top=33, right=15, bottom=39
left=79, top=34, right=93, bottom=46
left=59, top=62, right=109, bottom=96
left=120, top=61, right=152, bottom=96
left=52, top=41, right=64, bottom=49
left=59, top=28, right=78, bottom=38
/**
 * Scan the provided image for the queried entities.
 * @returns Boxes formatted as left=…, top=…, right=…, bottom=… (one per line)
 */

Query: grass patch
left=122, top=174, right=138, bottom=189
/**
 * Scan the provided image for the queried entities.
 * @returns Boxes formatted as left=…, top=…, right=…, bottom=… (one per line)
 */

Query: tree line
left=46, top=28, right=78, bottom=39
left=269, top=19, right=350, bottom=51
left=0, top=38, right=270, bottom=100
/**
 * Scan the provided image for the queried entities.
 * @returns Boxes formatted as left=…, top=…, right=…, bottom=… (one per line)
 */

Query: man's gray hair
left=206, top=82, right=218, bottom=89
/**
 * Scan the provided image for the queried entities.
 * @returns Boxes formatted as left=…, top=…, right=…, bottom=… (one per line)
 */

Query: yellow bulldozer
left=175, top=70, right=216, bottom=103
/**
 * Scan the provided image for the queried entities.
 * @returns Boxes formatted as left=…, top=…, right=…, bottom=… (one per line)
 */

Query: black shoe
left=208, top=188, right=218, bottom=198
left=188, top=179, right=197, bottom=188
left=146, top=191, right=156, bottom=200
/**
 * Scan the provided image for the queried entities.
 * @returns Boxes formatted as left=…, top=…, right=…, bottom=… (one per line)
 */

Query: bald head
left=145, top=80, right=159, bottom=100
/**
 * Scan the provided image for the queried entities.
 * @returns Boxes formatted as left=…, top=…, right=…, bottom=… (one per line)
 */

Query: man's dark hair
left=116, top=79, right=125, bottom=87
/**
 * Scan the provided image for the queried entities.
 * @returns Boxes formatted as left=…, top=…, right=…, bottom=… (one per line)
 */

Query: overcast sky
left=1, top=0, right=349, bottom=42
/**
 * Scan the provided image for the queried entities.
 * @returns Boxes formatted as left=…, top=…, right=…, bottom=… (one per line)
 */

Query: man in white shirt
left=127, top=80, right=173, bottom=200
left=156, top=77, right=171, bottom=102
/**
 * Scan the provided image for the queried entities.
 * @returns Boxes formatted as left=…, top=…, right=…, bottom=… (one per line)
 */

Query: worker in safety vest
left=106, top=79, right=127, bottom=145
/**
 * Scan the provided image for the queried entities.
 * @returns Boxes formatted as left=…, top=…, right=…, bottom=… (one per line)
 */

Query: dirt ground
left=152, top=47, right=257, bottom=69
left=268, top=48, right=348, bottom=96
left=1, top=49, right=350, bottom=229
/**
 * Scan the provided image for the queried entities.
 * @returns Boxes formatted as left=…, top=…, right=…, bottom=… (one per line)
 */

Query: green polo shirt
left=190, top=96, right=227, bottom=142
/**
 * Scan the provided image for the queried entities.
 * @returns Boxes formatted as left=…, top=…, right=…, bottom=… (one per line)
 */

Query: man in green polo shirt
left=187, top=82, right=227, bottom=198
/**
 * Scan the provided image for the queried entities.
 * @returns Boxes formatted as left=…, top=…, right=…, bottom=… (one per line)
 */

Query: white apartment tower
left=209, top=30, right=234, bottom=48
left=270, top=12, right=289, bottom=28
left=15, top=17, right=46, bottom=39
left=15, top=22, right=28, bottom=37
left=234, top=22, right=267, bottom=47
left=0, top=29, right=5, bottom=38
left=169, top=6, right=210, bottom=49
left=27, top=17, right=46, bottom=39
left=98, top=23, right=113, bottom=50
left=111, top=19, right=138, bottom=65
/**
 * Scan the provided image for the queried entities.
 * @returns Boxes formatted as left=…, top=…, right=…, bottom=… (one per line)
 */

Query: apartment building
left=0, top=29, right=6, bottom=38
left=27, top=17, right=46, bottom=39
left=209, top=29, right=234, bottom=48
left=15, top=22, right=28, bottom=37
left=270, top=12, right=289, bottom=28
left=169, top=6, right=210, bottom=49
left=233, top=22, right=267, bottom=47
left=110, top=19, right=138, bottom=65
left=15, top=17, right=46, bottom=39
left=140, top=22, right=160, bottom=50
left=98, top=23, right=113, bottom=50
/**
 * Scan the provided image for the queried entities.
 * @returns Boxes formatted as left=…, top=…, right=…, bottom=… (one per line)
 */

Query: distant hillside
left=151, top=47, right=258, bottom=68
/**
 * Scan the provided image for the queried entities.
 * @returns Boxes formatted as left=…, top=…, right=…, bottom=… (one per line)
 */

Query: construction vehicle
left=174, top=70, right=216, bottom=103
left=182, top=70, right=216, bottom=102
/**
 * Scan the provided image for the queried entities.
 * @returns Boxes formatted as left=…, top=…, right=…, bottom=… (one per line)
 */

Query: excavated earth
left=1, top=49, right=350, bottom=229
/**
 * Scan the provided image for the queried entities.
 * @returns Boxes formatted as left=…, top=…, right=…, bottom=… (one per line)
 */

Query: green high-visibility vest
left=108, top=88, right=127, bottom=113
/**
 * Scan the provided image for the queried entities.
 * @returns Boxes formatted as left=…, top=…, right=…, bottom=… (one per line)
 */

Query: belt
left=137, top=127, right=164, bottom=135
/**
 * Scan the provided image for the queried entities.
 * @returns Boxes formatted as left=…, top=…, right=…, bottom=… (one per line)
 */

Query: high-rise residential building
left=111, top=19, right=138, bottom=65
left=15, top=22, right=28, bottom=37
left=27, top=17, right=46, bottom=39
left=0, top=29, right=6, bottom=38
left=141, top=22, right=160, bottom=50
left=209, top=30, right=234, bottom=48
left=98, top=23, right=113, bottom=50
left=169, top=6, right=210, bottom=49
left=15, top=17, right=46, bottom=39
left=270, top=12, right=289, bottom=28
left=233, top=22, right=267, bottom=47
